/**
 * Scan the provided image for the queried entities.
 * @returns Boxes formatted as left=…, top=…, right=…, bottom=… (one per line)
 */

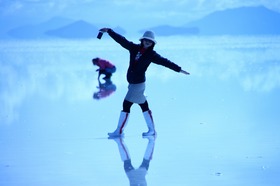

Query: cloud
left=147, top=36, right=280, bottom=93
left=0, top=0, right=23, bottom=15
left=242, top=61, right=280, bottom=92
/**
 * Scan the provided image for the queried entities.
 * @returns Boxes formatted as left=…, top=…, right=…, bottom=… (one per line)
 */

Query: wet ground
left=1, top=36, right=280, bottom=185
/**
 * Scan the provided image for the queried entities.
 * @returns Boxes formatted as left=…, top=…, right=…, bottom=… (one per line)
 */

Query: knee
left=123, top=100, right=133, bottom=113
left=139, top=101, right=149, bottom=112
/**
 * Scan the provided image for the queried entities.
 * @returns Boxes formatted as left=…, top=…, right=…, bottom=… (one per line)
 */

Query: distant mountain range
left=45, top=20, right=99, bottom=39
left=185, top=6, right=280, bottom=35
left=3, top=6, right=280, bottom=39
left=139, top=25, right=199, bottom=36
left=6, top=17, right=126, bottom=39
left=7, top=17, right=74, bottom=39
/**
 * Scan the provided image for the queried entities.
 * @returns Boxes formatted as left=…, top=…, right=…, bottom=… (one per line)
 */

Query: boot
left=111, top=137, right=131, bottom=161
left=108, top=111, right=129, bottom=137
left=143, top=135, right=156, bottom=161
left=142, top=110, right=156, bottom=136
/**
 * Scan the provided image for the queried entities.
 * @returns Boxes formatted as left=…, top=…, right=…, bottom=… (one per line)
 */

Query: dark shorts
left=105, top=66, right=116, bottom=74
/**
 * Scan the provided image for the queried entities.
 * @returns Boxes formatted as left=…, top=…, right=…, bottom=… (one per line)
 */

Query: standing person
left=92, top=57, right=116, bottom=79
left=98, top=28, right=190, bottom=137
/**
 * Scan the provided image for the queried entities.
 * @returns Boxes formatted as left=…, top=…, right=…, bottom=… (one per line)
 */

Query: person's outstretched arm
left=180, top=69, right=190, bottom=75
left=98, top=28, right=133, bottom=50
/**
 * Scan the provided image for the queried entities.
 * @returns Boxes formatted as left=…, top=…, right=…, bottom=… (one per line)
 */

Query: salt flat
left=1, top=36, right=280, bottom=185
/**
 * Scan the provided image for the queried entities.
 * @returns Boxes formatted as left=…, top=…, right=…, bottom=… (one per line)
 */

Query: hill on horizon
left=45, top=20, right=99, bottom=39
left=7, top=17, right=74, bottom=39
left=186, top=6, right=280, bottom=35
left=138, top=25, right=199, bottom=36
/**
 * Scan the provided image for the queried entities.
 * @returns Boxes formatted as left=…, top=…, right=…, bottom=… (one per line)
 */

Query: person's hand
left=180, top=69, right=190, bottom=75
left=99, top=28, right=110, bottom=33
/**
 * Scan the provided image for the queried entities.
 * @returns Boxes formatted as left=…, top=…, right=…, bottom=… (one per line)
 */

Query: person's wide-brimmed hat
left=139, top=30, right=157, bottom=44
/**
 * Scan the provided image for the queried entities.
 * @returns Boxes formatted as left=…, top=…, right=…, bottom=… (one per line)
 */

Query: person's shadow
left=110, top=136, right=156, bottom=186
left=93, top=79, right=116, bottom=100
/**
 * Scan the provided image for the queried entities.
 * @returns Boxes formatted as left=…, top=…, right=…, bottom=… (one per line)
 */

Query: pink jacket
left=96, top=59, right=115, bottom=70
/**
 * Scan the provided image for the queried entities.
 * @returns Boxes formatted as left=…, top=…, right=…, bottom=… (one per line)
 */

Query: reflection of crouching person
left=93, top=79, right=117, bottom=100
left=92, top=57, right=116, bottom=79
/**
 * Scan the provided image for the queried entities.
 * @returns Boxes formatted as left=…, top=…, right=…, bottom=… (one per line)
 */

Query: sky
left=1, top=0, right=280, bottom=33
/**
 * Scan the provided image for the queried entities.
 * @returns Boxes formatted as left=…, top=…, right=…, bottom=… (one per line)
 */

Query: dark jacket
left=107, top=29, right=182, bottom=84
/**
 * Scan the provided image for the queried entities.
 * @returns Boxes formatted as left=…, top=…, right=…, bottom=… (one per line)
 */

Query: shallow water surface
left=1, top=36, right=280, bottom=185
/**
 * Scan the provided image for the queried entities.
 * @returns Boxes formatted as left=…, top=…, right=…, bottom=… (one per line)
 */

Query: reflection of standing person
left=92, top=57, right=116, bottom=79
left=99, top=28, right=190, bottom=137
left=111, top=136, right=156, bottom=186
left=93, top=79, right=116, bottom=100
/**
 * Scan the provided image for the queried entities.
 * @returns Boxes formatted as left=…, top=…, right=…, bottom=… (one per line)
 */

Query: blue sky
left=1, top=0, right=280, bottom=32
